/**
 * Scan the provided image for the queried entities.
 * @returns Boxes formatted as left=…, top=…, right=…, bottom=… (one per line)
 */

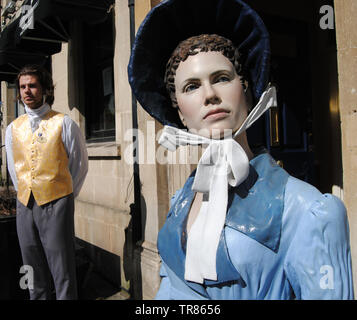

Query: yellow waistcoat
left=12, top=110, right=73, bottom=206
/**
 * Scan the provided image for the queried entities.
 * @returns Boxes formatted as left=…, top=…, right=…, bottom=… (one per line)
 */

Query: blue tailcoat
left=156, top=153, right=354, bottom=299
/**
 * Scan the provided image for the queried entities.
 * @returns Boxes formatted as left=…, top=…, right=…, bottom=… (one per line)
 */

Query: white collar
left=24, top=102, right=51, bottom=119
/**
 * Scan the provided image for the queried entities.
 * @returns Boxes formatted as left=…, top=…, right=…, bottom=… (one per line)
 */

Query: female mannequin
left=128, top=0, right=354, bottom=299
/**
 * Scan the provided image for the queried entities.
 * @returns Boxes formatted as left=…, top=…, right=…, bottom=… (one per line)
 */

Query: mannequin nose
left=203, top=84, right=221, bottom=106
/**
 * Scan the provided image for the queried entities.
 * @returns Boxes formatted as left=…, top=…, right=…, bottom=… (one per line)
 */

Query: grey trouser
left=16, top=193, right=77, bottom=300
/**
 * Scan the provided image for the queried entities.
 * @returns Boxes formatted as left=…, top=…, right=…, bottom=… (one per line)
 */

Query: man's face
left=174, top=51, right=248, bottom=139
left=19, top=75, right=43, bottom=109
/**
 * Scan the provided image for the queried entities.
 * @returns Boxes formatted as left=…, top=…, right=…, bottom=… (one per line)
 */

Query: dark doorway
left=246, top=0, right=341, bottom=193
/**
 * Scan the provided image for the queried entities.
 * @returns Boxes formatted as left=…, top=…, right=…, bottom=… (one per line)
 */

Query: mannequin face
left=174, top=51, right=248, bottom=138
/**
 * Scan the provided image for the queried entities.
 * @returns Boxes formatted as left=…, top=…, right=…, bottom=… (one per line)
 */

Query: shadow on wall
left=123, top=191, right=147, bottom=300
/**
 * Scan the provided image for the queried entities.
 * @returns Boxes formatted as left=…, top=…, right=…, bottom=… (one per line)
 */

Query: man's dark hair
left=16, top=64, right=55, bottom=106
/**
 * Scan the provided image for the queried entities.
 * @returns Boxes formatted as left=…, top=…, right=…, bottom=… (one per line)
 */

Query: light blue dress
left=156, top=153, right=354, bottom=299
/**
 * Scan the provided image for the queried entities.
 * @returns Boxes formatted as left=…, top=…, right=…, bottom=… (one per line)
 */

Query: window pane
left=83, top=12, right=115, bottom=141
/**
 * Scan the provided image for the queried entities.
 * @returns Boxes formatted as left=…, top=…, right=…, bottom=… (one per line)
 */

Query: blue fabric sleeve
left=155, top=190, right=182, bottom=299
left=284, top=194, right=354, bottom=299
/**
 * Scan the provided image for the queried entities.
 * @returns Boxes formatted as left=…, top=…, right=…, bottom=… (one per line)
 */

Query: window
left=83, top=11, right=115, bottom=142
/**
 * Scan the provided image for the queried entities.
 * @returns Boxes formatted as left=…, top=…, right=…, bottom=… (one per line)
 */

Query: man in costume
left=128, top=0, right=354, bottom=299
left=5, top=65, right=88, bottom=300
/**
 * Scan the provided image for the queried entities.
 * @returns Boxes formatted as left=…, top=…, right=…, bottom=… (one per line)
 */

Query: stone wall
left=334, top=0, right=357, bottom=293
left=50, top=1, right=135, bottom=295
left=0, top=84, right=16, bottom=181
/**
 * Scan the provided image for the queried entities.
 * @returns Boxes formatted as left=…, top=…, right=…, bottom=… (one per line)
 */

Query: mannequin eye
left=183, top=82, right=200, bottom=93
left=214, top=74, right=231, bottom=83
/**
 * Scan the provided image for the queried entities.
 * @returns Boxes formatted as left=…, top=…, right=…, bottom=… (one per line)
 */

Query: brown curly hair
left=164, top=34, right=247, bottom=108
left=16, top=64, right=55, bottom=106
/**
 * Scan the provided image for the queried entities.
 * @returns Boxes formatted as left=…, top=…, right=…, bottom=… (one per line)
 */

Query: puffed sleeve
left=284, top=194, right=354, bottom=299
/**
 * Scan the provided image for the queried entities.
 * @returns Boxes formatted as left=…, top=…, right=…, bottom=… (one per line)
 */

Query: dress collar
left=225, top=153, right=289, bottom=252
left=176, top=152, right=288, bottom=252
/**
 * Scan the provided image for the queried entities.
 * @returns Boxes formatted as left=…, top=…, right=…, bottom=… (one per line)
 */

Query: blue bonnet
left=128, top=0, right=271, bottom=128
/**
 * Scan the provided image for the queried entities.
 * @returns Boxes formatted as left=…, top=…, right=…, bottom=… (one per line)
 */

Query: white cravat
left=24, top=102, right=51, bottom=132
left=159, top=85, right=277, bottom=283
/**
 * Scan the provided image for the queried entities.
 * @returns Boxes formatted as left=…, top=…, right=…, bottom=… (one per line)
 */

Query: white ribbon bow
left=159, top=85, right=277, bottom=283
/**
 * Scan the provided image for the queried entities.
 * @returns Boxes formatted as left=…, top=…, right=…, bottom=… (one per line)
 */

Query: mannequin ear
left=243, top=80, right=249, bottom=92
left=177, top=108, right=187, bottom=127
left=243, top=85, right=253, bottom=113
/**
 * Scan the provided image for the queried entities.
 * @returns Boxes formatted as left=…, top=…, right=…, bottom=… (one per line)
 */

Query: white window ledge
left=86, top=141, right=121, bottom=158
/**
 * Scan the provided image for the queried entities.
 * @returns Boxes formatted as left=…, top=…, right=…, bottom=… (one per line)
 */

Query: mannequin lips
left=203, top=108, right=230, bottom=120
